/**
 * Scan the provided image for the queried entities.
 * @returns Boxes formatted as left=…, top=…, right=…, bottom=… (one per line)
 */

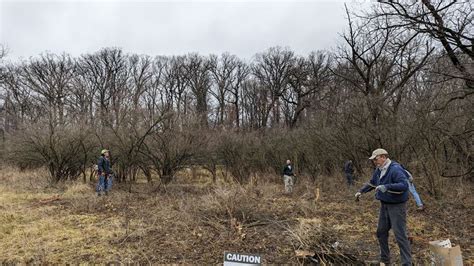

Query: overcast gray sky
left=0, top=0, right=370, bottom=60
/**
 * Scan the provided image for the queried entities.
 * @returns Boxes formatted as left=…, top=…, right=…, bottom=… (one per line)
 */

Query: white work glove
left=408, top=175, right=413, bottom=182
left=376, top=185, right=387, bottom=193
left=355, top=192, right=362, bottom=200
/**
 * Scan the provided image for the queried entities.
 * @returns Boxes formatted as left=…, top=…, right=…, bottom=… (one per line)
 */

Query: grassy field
left=0, top=167, right=472, bottom=264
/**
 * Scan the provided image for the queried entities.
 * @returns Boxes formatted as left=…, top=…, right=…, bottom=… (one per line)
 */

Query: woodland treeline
left=0, top=1, right=472, bottom=197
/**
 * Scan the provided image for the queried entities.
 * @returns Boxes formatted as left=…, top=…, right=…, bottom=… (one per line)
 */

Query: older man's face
left=372, top=155, right=386, bottom=168
left=286, top=160, right=291, bottom=165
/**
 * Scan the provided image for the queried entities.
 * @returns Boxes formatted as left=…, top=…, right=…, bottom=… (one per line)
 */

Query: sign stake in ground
left=223, top=252, right=262, bottom=266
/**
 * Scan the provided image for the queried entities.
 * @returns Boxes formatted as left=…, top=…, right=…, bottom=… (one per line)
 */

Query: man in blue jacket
left=355, top=148, right=411, bottom=265
left=97, top=149, right=112, bottom=196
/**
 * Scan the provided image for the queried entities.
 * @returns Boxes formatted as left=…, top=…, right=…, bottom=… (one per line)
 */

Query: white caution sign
left=223, top=252, right=262, bottom=266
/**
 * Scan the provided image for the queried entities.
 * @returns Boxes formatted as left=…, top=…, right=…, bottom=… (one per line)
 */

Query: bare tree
left=227, top=59, right=249, bottom=128
left=0, top=45, right=8, bottom=146
left=17, top=53, right=76, bottom=127
left=241, top=79, right=268, bottom=129
left=128, top=54, right=153, bottom=126
left=161, top=56, right=190, bottom=120
left=253, top=47, right=295, bottom=127
left=371, top=0, right=474, bottom=91
left=209, top=53, right=234, bottom=127
left=70, top=59, right=97, bottom=124
left=0, top=44, right=7, bottom=83
left=142, top=56, right=166, bottom=124
left=76, top=51, right=112, bottom=127
left=2, top=65, right=38, bottom=128
left=78, top=48, right=129, bottom=129
left=209, top=53, right=249, bottom=128
left=335, top=6, right=434, bottom=149
left=282, top=51, right=332, bottom=128
left=183, top=53, right=212, bottom=128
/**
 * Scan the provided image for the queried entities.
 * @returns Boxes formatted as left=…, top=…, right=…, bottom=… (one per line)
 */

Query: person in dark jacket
left=355, top=148, right=411, bottom=265
left=96, top=149, right=113, bottom=196
left=282, top=159, right=294, bottom=193
left=344, top=160, right=355, bottom=187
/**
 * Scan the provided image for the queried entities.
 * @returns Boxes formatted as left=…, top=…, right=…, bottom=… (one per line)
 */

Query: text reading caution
left=223, top=252, right=262, bottom=266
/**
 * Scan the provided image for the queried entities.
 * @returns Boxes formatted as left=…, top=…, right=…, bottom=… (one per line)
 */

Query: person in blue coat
left=96, top=149, right=113, bottom=196
left=355, top=148, right=411, bottom=265
left=344, top=160, right=355, bottom=187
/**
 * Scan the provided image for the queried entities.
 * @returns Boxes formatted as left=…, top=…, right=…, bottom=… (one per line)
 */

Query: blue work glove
left=376, top=185, right=387, bottom=193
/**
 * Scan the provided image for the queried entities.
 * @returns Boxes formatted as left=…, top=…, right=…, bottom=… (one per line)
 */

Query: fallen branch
left=37, top=195, right=61, bottom=204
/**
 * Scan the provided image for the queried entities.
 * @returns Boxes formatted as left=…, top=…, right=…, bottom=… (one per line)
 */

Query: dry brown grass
left=0, top=168, right=472, bottom=264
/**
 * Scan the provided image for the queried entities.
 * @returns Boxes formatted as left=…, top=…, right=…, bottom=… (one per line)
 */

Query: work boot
left=417, top=205, right=425, bottom=211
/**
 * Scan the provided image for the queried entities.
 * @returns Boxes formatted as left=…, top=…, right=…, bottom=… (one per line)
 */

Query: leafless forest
left=0, top=1, right=473, bottom=264
left=1, top=1, right=472, bottom=195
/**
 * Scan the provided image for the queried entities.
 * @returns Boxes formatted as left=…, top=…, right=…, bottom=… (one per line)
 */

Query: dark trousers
left=345, top=173, right=354, bottom=186
left=377, top=202, right=411, bottom=265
